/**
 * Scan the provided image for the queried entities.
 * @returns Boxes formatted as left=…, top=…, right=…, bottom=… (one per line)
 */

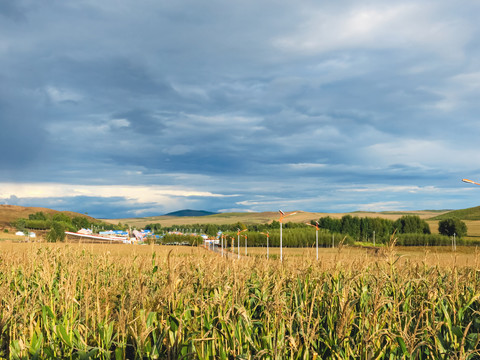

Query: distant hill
left=0, top=204, right=97, bottom=228
left=105, top=209, right=448, bottom=229
left=164, top=209, right=218, bottom=217
left=430, top=206, right=480, bottom=221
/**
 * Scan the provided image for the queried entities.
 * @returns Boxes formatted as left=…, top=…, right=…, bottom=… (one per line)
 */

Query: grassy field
left=431, top=206, right=480, bottom=221
left=0, top=232, right=23, bottom=241
left=1, top=241, right=480, bottom=358
left=104, top=211, right=322, bottom=228
left=425, top=220, right=480, bottom=239
left=108, top=209, right=480, bottom=239
left=104, top=210, right=450, bottom=228
left=239, top=245, right=480, bottom=268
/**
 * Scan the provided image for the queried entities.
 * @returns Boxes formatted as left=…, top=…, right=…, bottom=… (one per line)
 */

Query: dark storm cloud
left=0, top=95, right=47, bottom=171
left=1, top=0, right=480, bottom=216
left=45, top=57, right=172, bottom=100
left=111, top=109, right=166, bottom=135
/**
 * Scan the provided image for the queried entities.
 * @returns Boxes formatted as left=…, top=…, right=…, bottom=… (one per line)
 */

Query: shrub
left=438, top=218, right=468, bottom=237
left=46, top=222, right=66, bottom=242
left=396, top=233, right=453, bottom=246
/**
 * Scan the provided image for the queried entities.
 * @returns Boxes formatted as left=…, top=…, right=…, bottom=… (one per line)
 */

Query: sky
left=1, top=0, right=480, bottom=219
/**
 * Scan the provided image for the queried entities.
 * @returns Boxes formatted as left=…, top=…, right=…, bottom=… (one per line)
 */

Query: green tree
left=24, top=219, right=49, bottom=230
left=72, top=216, right=90, bottom=230
left=394, top=215, right=430, bottom=234
left=145, top=223, right=162, bottom=233
left=28, top=211, right=47, bottom=221
left=204, top=224, right=218, bottom=237
left=46, top=222, right=66, bottom=242
left=14, top=218, right=27, bottom=232
left=318, top=216, right=341, bottom=233
left=341, top=215, right=360, bottom=239
left=52, top=213, right=71, bottom=224
left=233, top=222, right=247, bottom=231
left=438, top=218, right=467, bottom=238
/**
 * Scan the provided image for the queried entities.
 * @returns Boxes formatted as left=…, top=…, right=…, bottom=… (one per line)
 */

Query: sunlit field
left=108, top=210, right=448, bottom=229
left=1, top=241, right=480, bottom=358
left=424, top=220, right=480, bottom=240
left=240, top=245, right=480, bottom=268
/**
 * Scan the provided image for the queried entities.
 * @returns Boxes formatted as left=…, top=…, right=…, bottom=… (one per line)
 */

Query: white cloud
left=110, top=118, right=130, bottom=128
left=170, top=83, right=210, bottom=101
left=0, top=183, right=235, bottom=204
left=358, top=201, right=404, bottom=212
left=183, top=113, right=262, bottom=127
left=425, top=71, right=480, bottom=112
left=287, top=163, right=326, bottom=170
left=273, top=3, right=470, bottom=58
left=46, top=86, right=83, bottom=103
left=365, top=139, right=478, bottom=170
left=218, top=208, right=256, bottom=213
left=236, top=197, right=311, bottom=208
left=343, top=185, right=438, bottom=194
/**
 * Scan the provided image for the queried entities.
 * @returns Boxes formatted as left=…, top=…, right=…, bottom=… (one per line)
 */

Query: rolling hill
left=164, top=209, right=217, bottom=217
left=429, top=206, right=480, bottom=221
left=104, top=209, right=449, bottom=228
left=0, top=204, right=458, bottom=231
left=0, top=205, right=97, bottom=228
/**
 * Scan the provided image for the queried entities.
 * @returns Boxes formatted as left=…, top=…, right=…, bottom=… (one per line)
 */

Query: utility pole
left=245, top=234, right=248, bottom=256
left=278, top=210, right=297, bottom=262
left=306, top=221, right=319, bottom=261
left=221, top=235, right=224, bottom=257
left=237, top=228, right=247, bottom=259
left=261, top=232, right=269, bottom=259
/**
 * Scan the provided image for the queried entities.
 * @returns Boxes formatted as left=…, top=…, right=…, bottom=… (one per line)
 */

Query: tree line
left=315, top=214, right=467, bottom=242
left=14, top=211, right=470, bottom=246
left=145, top=214, right=470, bottom=247
left=314, top=215, right=431, bottom=242
left=145, top=220, right=308, bottom=237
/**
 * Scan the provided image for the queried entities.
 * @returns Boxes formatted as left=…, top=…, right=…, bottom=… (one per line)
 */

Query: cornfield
left=1, top=242, right=480, bottom=359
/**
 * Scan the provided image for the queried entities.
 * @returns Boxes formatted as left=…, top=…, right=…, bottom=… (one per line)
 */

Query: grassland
left=0, top=232, right=23, bottom=242
left=107, top=209, right=480, bottom=239
left=424, top=220, right=480, bottom=240
left=1, top=241, right=480, bottom=358
left=105, top=210, right=450, bottom=228
left=0, top=205, right=95, bottom=229
left=431, top=206, right=480, bottom=221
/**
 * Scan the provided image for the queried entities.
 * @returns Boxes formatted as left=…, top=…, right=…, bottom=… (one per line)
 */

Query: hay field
left=105, top=210, right=449, bottom=228
left=109, top=209, right=480, bottom=238
left=1, top=241, right=480, bottom=358
left=0, top=232, right=24, bottom=241
left=241, top=245, right=480, bottom=268
left=426, top=219, right=480, bottom=238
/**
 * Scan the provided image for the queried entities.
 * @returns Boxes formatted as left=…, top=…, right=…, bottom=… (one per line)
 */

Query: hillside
left=0, top=204, right=453, bottom=231
left=105, top=209, right=448, bottom=228
left=164, top=209, right=217, bottom=217
left=0, top=205, right=97, bottom=228
left=430, top=206, right=480, bottom=221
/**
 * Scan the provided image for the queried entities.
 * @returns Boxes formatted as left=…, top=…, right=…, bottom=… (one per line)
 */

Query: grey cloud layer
left=1, top=0, right=480, bottom=217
